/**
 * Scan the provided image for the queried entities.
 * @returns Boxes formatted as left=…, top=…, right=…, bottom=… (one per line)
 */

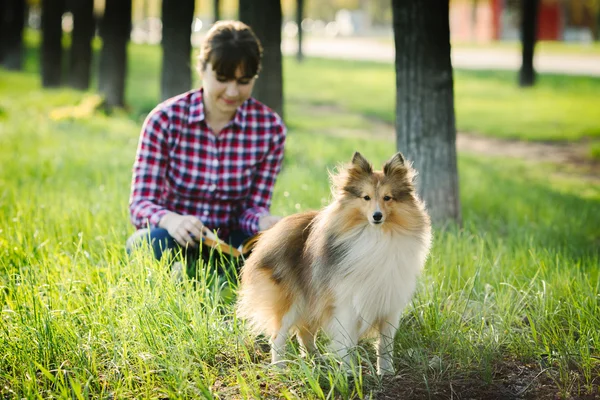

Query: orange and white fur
left=236, top=152, right=432, bottom=374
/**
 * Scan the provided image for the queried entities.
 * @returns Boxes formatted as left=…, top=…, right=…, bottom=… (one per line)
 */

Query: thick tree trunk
left=296, top=0, right=304, bottom=62
left=0, top=0, right=26, bottom=70
left=596, top=11, right=600, bottom=41
left=519, top=0, right=539, bottom=87
left=98, top=0, right=131, bottom=108
left=213, top=0, right=220, bottom=22
left=239, top=0, right=284, bottom=119
left=68, top=0, right=94, bottom=90
left=41, top=0, right=65, bottom=87
left=392, top=0, right=461, bottom=225
left=160, top=0, right=195, bottom=101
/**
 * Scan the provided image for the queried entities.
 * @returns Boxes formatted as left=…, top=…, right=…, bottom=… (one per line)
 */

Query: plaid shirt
left=129, top=88, right=286, bottom=239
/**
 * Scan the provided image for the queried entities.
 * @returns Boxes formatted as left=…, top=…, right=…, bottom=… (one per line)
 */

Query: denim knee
left=126, top=228, right=179, bottom=261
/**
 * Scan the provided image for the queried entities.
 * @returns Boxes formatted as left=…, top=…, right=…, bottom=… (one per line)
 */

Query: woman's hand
left=159, top=212, right=206, bottom=247
left=258, top=215, right=282, bottom=231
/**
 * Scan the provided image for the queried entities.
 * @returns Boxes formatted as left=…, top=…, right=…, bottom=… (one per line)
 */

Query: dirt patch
left=375, top=361, right=599, bottom=400
left=456, top=134, right=599, bottom=179
left=310, top=104, right=599, bottom=180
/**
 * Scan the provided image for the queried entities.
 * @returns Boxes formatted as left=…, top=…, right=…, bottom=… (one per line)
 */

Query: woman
left=127, top=20, right=285, bottom=271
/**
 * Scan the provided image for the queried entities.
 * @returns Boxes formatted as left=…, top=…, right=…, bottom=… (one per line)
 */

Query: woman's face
left=202, top=64, right=257, bottom=118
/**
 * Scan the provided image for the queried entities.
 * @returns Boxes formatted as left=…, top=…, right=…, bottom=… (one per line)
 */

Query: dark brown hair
left=198, top=20, right=263, bottom=79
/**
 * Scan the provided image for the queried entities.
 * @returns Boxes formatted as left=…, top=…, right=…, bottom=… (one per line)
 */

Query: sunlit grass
left=1, top=32, right=599, bottom=398
left=19, top=29, right=600, bottom=144
left=453, top=40, right=600, bottom=56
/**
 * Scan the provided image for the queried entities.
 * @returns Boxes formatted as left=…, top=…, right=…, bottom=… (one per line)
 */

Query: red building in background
left=450, top=0, right=598, bottom=43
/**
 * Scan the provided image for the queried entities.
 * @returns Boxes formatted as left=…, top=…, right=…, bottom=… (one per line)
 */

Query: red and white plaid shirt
left=129, top=88, right=286, bottom=239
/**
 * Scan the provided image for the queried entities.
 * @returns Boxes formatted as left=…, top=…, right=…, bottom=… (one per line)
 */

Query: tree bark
left=160, top=0, right=195, bottom=101
left=41, top=0, right=65, bottom=87
left=296, top=0, right=304, bottom=62
left=392, top=0, right=461, bottom=225
left=68, top=0, right=94, bottom=90
left=519, top=0, right=539, bottom=87
left=0, top=0, right=26, bottom=70
left=239, top=0, right=284, bottom=119
left=213, top=0, right=220, bottom=22
left=98, top=0, right=132, bottom=108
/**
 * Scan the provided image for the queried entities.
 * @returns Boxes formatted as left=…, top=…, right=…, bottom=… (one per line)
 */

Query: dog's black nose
left=373, top=211, right=383, bottom=222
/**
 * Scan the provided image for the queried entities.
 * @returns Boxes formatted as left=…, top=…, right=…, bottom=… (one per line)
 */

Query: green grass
left=19, top=29, right=600, bottom=144
left=1, top=36, right=599, bottom=398
left=282, top=57, right=600, bottom=143
left=373, top=37, right=600, bottom=56
left=454, top=40, right=600, bottom=56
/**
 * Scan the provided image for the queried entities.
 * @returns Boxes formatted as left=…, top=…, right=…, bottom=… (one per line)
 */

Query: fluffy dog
left=236, top=151, right=431, bottom=374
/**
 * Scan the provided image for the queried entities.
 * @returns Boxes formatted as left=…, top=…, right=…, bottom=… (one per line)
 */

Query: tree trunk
left=68, top=0, right=94, bottom=90
left=98, top=0, right=131, bottom=109
left=41, top=0, right=65, bottom=87
left=213, top=0, right=220, bottom=22
left=392, top=0, right=461, bottom=226
left=0, top=0, right=26, bottom=70
left=519, top=0, right=539, bottom=87
left=160, top=0, right=195, bottom=101
left=239, top=0, right=284, bottom=119
left=596, top=11, right=600, bottom=41
left=296, top=0, right=304, bottom=62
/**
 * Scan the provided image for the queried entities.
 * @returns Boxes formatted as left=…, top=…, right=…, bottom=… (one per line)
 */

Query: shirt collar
left=189, top=88, right=248, bottom=129
left=189, top=89, right=206, bottom=123
left=233, top=99, right=249, bottom=129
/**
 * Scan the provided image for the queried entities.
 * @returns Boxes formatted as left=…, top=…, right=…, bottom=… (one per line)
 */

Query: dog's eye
left=363, top=195, right=371, bottom=201
left=383, top=196, right=392, bottom=201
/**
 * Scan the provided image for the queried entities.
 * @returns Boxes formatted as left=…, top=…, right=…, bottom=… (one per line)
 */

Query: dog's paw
left=269, top=359, right=288, bottom=370
left=377, top=366, right=395, bottom=376
left=376, top=356, right=396, bottom=376
left=376, top=361, right=395, bottom=376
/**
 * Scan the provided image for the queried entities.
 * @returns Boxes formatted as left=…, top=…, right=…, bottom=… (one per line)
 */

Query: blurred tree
left=392, top=0, right=461, bottom=225
left=370, top=0, right=392, bottom=27
left=359, top=0, right=371, bottom=31
left=519, top=0, right=539, bottom=87
left=239, top=0, right=284, bottom=119
left=296, top=0, right=304, bottom=62
left=214, top=0, right=220, bottom=21
left=41, top=0, right=65, bottom=87
left=0, top=0, right=27, bottom=70
left=68, top=0, right=94, bottom=90
left=99, top=0, right=132, bottom=108
left=161, top=0, right=195, bottom=100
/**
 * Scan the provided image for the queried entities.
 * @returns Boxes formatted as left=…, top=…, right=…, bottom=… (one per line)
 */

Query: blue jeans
left=126, top=228, right=250, bottom=275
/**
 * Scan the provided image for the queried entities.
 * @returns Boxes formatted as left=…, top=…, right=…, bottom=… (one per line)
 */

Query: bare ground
left=456, top=133, right=600, bottom=181
left=373, top=358, right=600, bottom=400
left=311, top=105, right=599, bottom=181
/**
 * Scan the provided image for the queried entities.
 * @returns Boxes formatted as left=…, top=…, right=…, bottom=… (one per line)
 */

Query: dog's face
left=332, top=152, right=424, bottom=231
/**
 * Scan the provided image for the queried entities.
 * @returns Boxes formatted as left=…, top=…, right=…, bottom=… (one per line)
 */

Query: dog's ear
left=383, top=152, right=406, bottom=176
left=351, top=152, right=373, bottom=174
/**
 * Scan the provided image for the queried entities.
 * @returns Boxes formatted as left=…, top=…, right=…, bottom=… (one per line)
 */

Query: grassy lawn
left=453, top=40, right=600, bottom=56
left=374, top=37, right=600, bottom=56
left=18, top=30, right=600, bottom=145
left=1, top=38, right=599, bottom=398
left=282, top=57, right=600, bottom=143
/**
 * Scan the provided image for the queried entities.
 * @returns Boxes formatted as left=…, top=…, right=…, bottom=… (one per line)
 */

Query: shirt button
left=209, top=184, right=216, bottom=191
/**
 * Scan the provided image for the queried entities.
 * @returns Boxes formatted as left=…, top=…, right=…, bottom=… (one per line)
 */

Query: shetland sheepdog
left=236, top=152, right=432, bottom=375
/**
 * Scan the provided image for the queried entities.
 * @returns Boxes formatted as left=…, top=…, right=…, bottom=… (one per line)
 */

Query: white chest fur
left=328, top=227, right=428, bottom=335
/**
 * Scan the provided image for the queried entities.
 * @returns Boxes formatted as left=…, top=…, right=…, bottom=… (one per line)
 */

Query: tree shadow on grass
left=459, top=156, right=599, bottom=265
